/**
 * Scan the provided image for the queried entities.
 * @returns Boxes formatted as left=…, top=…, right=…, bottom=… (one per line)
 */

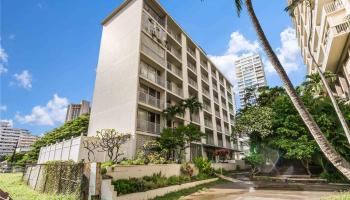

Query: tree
left=162, top=105, right=184, bottom=128
left=243, top=86, right=258, bottom=107
left=286, top=0, right=350, bottom=147
left=232, top=0, right=350, bottom=179
left=181, top=97, right=202, bottom=122
left=303, top=72, right=337, bottom=98
left=245, top=152, right=264, bottom=177
left=96, top=129, right=131, bottom=163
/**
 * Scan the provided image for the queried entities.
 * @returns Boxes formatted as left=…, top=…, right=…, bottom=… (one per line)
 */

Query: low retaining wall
left=106, top=164, right=182, bottom=180
left=116, top=178, right=218, bottom=200
left=212, top=160, right=246, bottom=171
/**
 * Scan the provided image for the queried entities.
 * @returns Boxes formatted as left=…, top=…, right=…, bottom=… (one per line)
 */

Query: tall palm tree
left=286, top=0, right=350, bottom=146
left=181, top=97, right=202, bottom=122
left=162, top=105, right=184, bottom=128
left=303, top=72, right=337, bottom=98
left=233, top=0, right=350, bottom=179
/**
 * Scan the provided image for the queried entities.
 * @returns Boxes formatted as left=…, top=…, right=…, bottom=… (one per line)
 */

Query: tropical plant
left=286, top=0, right=350, bottom=147
left=181, top=97, right=202, bottom=122
left=162, top=105, right=184, bottom=128
left=303, top=72, right=337, bottom=98
left=231, top=0, right=350, bottom=179
left=245, top=152, right=264, bottom=177
left=193, top=157, right=213, bottom=175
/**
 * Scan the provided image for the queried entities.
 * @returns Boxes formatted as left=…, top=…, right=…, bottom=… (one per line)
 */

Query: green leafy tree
left=303, top=72, right=337, bottom=98
left=245, top=152, right=264, bottom=177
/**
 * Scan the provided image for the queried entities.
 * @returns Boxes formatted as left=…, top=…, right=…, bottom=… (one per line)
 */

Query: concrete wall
left=106, top=164, right=182, bottom=180
left=88, top=0, right=144, bottom=159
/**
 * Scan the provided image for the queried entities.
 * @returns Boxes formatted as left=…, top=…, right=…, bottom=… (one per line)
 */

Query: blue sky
left=0, top=0, right=306, bottom=135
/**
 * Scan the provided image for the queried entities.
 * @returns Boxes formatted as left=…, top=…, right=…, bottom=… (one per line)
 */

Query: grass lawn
left=322, top=192, right=350, bottom=200
left=0, top=173, right=78, bottom=200
left=152, top=179, right=228, bottom=200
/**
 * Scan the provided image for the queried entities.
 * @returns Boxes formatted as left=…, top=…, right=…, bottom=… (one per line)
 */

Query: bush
left=101, top=161, right=116, bottom=175
left=320, top=172, right=348, bottom=183
left=193, top=157, right=213, bottom=175
left=180, top=163, right=194, bottom=177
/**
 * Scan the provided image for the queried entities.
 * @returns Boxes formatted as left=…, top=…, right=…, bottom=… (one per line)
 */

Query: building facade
left=235, top=54, right=267, bottom=108
left=65, top=100, right=91, bottom=122
left=0, top=121, right=38, bottom=158
left=88, top=0, right=240, bottom=161
left=290, top=0, right=350, bottom=99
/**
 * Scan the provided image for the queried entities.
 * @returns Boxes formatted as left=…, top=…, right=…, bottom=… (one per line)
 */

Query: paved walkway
left=180, top=181, right=348, bottom=200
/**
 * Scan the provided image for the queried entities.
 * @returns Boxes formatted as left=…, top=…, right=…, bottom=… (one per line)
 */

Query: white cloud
left=0, top=105, right=7, bottom=112
left=0, top=64, right=8, bottom=75
left=1, top=119, right=13, bottom=127
left=15, top=94, right=69, bottom=126
left=265, top=27, right=302, bottom=74
left=13, top=70, right=33, bottom=89
left=0, top=48, right=8, bottom=63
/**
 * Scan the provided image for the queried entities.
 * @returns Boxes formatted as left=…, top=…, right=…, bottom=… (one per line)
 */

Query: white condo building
left=289, top=0, right=350, bottom=100
left=0, top=121, right=38, bottom=158
left=88, top=0, right=241, bottom=161
left=235, top=54, right=267, bottom=108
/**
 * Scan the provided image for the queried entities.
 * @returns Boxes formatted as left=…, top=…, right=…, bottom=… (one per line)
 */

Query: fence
left=22, top=163, right=88, bottom=197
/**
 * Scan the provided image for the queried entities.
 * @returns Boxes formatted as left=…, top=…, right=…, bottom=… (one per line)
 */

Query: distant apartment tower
left=235, top=54, right=267, bottom=107
left=65, top=100, right=90, bottom=122
left=88, top=0, right=240, bottom=161
left=0, top=121, right=38, bottom=158
left=289, top=0, right=350, bottom=100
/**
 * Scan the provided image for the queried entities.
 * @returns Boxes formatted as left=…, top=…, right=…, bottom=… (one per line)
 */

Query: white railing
left=138, top=91, right=164, bottom=109
left=324, top=0, right=344, bottom=13
left=139, top=71, right=166, bottom=88
left=167, top=82, right=183, bottom=97
left=167, top=62, right=182, bottom=77
left=137, top=119, right=163, bottom=135
left=188, top=78, right=198, bottom=89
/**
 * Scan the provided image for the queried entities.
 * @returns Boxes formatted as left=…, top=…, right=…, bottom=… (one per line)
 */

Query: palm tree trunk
left=244, top=0, right=350, bottom=179
left=306, top=6, right=350, bottom=145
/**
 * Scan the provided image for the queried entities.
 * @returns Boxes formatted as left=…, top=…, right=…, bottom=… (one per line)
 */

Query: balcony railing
left=167, top=82, right=183, bottom=97
left=188, top=62, right=197, bottom=73
left=144, top=4, right=165, bottom=27
left=139, top=71, right=166, bottom=88
left=202, top=75, right=209, bottom=83
left=214, top=97, right=219, bottom=104
left=229, top=108, right=234, bottom=114
left=223, top=115, right=228, bottom=122
left=218, top=139, right=224, bottom=147
left=200, top=61, right=208, bottom=70
left=202, top=89, right=210, bottom=97
left=167, top=45, right=181, bottom=60
left=141, top=36, right=166, bottom=66
left=167, top=62, right=182, bottom=77
left=205, top=120, right=212, bottom=128
left=188, top=78, right=198, bottom=89
left=187, top=47, right=196, bottom=58
left=137, top=119, right=163, bottom=135
left=206, top=135, right=215, bottom=145
left=138, top=91, right=164, bottom=109
left=226, top=140, right=231, bottom=149
left=191, top=114, right=200, bottom=123
left=324, top=0, right=344, bottom=13
left=142, top=12, right=166, bottom=45
left=217, top=125, right=222, bottom=132
left=203, top=104, right=211, bottom=113
left=167, top=28, right=181, bottom=43
left=224, top=127, right=229, bottom=134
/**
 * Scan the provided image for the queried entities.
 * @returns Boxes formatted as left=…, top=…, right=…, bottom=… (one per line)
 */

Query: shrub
left=320, top=172, right=348, bottom=183
left=181, top=163, right=194, bottom=177
left=167, top=176, right=180, bottom=185
left=193, top=157, right=213, bottom=175
left=101, top=161, right=116, bottom=174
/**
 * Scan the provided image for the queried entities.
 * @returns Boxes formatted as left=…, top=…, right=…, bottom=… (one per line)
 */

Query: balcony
left=140, top=72, right=165, bottom=88
left=223, top=115, right=228, bottom=122
left=202, top=74, right=209, bottom=83
left=200, top=60, right=208, bottom=70
left=191, top=114, right=200, bottom=124
left=167, top=62, right=182, bottom=78
left=206, top=134, right=215, bottom=145
left=324, top=0, right=344, bottom=14
left=218, top=138, right=224, bottom=147
left=202, top=88, right=210, bottom=97
left=224, top=127, right=229, bottom=134
left=226, top=140, right=231, bottom=149
left=167, top=82, right=183, bottom=97
left=167, top=28, right=181, bottom=44
left=141, top=35, right=166, bottom=66
left=143, top=3, right=165, bottom=27
left=205, top=120, right=212, bottom=128
left=203, top=104, right=211, bottom=113
left=142, top=12, right=166, bottom=45
left=188, top=78, right=198, bottom=89
left=214, top=97, right=219, bottom=104
left=167, top=45, right=182, bottom=60
left=188, top=62, right=197, bottom=73
left=229, top=107, right=234, bottom=114
left=137, top=119, right=163, bottom=135
left=138, top=91, right=164, bottom=109
left=217, top=125, right=222, bottom=133
left=187, top=47, right=196, bottom=58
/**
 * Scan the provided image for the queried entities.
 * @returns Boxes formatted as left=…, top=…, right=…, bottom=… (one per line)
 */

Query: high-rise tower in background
left=65, top=100, right=90, bottom=122
left=235, top=54, right=267, bottom=108
left=88, top=0, right=242, bottom=161
left=289, top=0, right=350, bottom=100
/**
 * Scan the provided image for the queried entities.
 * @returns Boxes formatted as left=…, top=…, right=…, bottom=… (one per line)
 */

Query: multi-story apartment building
left=235, top=54, right=267, bottom=108
left=88, top=0, right=239, bottom=161
left=0, top=121, right=38, bottom=158
left=289, top=0, right=350, bottom=100
left=65, top=100, right=90, bottom=122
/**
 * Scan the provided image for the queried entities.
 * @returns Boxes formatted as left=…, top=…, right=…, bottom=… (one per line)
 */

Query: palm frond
left=234, top=0, right=243, bottom=17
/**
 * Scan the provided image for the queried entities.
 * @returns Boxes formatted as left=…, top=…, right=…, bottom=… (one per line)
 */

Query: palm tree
left=303, top=72, right=337, bottom=98
left=243, top=86, right=258, bottom=107
left=286, top=0, right=350, bottom=146
left=232, top=0, right=350, bottom=179
left=162, top=105, right=184, bottom=129
left=181, top=97, right=202, bottom=122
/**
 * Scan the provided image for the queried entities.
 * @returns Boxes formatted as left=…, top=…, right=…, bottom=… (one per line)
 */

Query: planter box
left=116, top=178, right=218, bottom=200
